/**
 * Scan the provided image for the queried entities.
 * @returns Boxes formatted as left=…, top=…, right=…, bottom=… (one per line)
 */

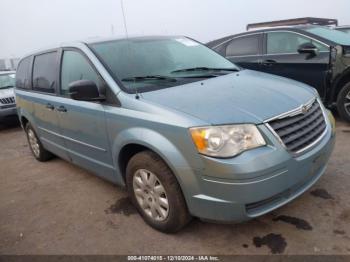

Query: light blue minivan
left=15, top=36, right=335, bottom=232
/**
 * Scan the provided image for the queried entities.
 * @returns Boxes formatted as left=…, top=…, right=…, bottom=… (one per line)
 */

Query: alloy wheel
left=28, top=129, right=40, bottom=157
left=133, top=169, right=169, bottom=221
left=344, top=91, right=350, bottom=116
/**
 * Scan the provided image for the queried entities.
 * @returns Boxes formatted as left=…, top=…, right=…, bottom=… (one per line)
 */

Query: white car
left=0, top=71, right=17, bottom=119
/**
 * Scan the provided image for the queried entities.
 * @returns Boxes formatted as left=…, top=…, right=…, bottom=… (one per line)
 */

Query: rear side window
left=267, top=32, right=328, bottom=54
left=60, top=50, right=101, bottom=96
left=16, top=57, right=31, bottom=89
left=32, top=52, right=57, bottom=93
left=226, top=35, right=260, bottom=57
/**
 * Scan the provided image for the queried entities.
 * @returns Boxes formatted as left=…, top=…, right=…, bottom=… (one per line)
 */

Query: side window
left=226, top=35, right=260, bottom=57
left=16, top=56, right=31, bottom=89
left=32, top=52, right=57, bottom=93
left=60, top=50, right=101, bottom=96
left=312, top=40, right=329, bottom=52
left=267, top=32, right=328, bottom=54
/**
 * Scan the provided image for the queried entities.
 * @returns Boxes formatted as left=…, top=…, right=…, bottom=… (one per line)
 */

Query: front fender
left=111, top=127, right=202, bottom=204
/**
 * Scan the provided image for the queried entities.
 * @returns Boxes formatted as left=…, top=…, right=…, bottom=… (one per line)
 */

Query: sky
left=1, top=0, right=350, bottom=58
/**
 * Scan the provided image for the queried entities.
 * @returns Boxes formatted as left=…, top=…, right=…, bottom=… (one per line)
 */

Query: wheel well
left=334, top=73, right=350, bottom=102
left=20, top=116, right=28, bottom=128
left=118, top=144, right=150, bottom=181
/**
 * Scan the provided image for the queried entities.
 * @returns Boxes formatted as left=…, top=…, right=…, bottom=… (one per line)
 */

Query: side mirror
left=298, top=43, right=319, bottom=55
left=68, top=80, right=105, bottom=101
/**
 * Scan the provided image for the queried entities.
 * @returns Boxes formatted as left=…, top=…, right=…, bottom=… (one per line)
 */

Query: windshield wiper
left=171, top=67, right=239, bottom=74
left=121, top=75, right=177, bottom=82
left=0, top=85, right=14, bottom=89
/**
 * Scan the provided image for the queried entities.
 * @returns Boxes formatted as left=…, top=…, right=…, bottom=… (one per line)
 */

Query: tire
left=25, top=123, right=53, bottom=162
left=337, top=82, right=350, bottom=122
left=126, top=151, right=191, bottom=233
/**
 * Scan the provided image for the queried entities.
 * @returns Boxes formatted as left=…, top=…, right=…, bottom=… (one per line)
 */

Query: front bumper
left=182, top=120, right=335, bottom=223
left=0, top=105, right=17, bottom=118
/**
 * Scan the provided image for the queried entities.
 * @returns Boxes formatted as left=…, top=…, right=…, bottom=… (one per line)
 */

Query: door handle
left=262, top=59, right=277, bottom=66
left=46, top=103, right=55, bottom=110
left=56, top=106, right=67, bottom=113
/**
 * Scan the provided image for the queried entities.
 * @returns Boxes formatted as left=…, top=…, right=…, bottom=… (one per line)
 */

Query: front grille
left=268, top=100, right=326, bottom=154
left=0, top=97, right=15, bottom=104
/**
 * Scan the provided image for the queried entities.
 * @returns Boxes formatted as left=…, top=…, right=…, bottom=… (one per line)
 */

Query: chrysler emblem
left=301, top=105, right=308, bottom=114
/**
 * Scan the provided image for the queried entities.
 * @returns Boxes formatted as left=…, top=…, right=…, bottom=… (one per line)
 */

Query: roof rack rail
left=247, top=17, right=338, bottom=31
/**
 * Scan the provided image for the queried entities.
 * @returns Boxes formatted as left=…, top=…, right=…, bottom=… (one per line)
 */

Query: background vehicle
left=246, top=17, right=338, bottom=31
left=207, top=25, right=350, bottom=122
left=0, top=71, right=17, bottom=120
left=15, top=36, right=335, bottom=233
left=335, top=26, right=350, bottom=34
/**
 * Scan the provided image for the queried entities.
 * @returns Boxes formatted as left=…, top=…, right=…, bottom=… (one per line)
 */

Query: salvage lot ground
left=0, top=116, right=349, bottom=255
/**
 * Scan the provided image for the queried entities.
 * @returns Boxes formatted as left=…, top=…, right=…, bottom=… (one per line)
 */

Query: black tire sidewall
left=337, top=82, right=350, bottom=122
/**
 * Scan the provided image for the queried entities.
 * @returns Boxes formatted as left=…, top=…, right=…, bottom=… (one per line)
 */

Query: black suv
left=207, top=26, right=350, bottom=122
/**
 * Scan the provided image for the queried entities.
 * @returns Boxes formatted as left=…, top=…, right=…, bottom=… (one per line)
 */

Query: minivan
left=16, top=36, right=335, bottom=233
left=207, top=26, right=350, bottom=122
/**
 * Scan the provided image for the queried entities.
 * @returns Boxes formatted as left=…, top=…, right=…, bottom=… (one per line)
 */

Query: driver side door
left=55, top=48, right=115, bottom=182
left=261, top=31, right=330, bottom=97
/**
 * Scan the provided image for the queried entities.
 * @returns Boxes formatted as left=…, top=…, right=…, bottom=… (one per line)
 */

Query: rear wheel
left=337, top=82, right=350, bottom=122
left=126, top=151, right=191, bottom=233
left=25, top=123, right=53, bottom=161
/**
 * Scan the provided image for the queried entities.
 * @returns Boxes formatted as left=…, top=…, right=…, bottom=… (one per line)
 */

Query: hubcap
left=28, top=129, right=40, bottom=157
left=133, top=169, right=169, bottom=221
left=345, top=91, right=350, bottom=116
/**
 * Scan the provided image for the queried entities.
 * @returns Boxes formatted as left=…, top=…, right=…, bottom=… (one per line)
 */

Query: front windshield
left=89, top=37, right=238, bottom=93
left=305, top=27, right=350, bottom=45
left=0, top=73, right=16, bottom=89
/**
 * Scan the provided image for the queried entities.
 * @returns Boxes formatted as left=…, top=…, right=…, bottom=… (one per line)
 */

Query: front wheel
left=126, top=151, right=191, bottom=233
left=337, top=82, right=350, bottom=122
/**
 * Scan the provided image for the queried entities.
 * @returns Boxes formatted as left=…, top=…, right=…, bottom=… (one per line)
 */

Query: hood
left=141, top=70, right=315, bottom=125
left=0, top=87, right=14, bottom=99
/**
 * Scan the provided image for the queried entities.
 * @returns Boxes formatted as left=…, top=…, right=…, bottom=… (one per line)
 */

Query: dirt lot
left=0, top=116, right=349, bottom=255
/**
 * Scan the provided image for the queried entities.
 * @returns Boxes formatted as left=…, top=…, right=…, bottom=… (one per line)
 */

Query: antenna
left=120, top=0, right=140, bottom=99
left=110, top=24, right=115, bottom=36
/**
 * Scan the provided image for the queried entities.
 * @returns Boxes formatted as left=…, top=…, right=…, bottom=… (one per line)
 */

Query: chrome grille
left=0, top=97, right=15, bottom=104
left=268, top=100, right=327, bottom=154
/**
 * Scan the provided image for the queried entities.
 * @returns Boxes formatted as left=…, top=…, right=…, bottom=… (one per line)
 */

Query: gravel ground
left=0, top=116, right=349, bottom=255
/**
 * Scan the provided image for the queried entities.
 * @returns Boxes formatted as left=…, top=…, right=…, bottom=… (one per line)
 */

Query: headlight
left=190, top=124, right=266, bottom=158
left=327, top=110, right=336, bottom=134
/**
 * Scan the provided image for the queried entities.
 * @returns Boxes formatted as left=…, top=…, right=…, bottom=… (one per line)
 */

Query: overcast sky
left=1, top=0, right=349, bottom=58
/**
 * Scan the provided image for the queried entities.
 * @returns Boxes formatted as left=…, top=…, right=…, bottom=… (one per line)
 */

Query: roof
left=20, top=35, right=184, bottom=58
left=247, top=17, right=338, bottom=31
left=207, top=26, right=316, bottom=47
left=335, top=25, right=350, bottom=29
left=83, top=35, right=183, bottom=44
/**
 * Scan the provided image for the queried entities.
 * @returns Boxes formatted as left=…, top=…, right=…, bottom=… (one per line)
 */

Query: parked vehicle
left=207, top=26, right=350, bottom=122
left=0, top=71, right=17, bottom=120
left=16, top=36, right=335, bottom=232
left=335, top=26, right=350, bottom=34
